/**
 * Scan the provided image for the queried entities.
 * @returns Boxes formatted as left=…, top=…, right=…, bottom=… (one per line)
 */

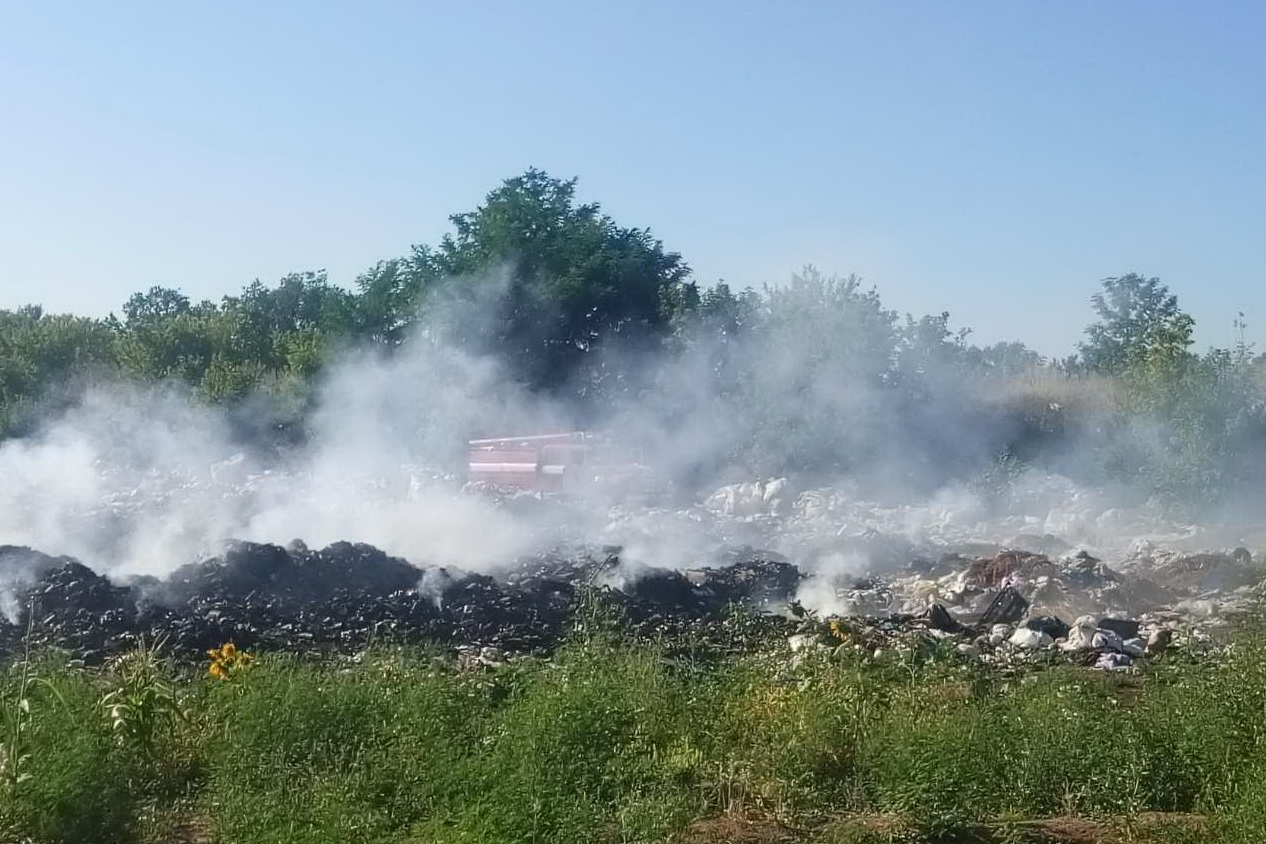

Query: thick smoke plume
left=0, top=270, right=1259, bottom=609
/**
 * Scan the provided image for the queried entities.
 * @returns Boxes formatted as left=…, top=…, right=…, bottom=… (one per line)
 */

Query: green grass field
left=4, top=604, right=1266, bottom=844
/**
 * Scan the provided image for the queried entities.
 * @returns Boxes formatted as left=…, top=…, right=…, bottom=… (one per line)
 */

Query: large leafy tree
left=353, top=259, right=428, bottom=346
left=120, top=285, right=194, bottom=326
left=360, top=168, right=693, bottom=392
left=1072, top=273, right=1266, bottom=509
left=225, top=272, right=358, bottom=339
left=1078, top=273, right=1194, bottom=375
left=961, top=341, right=1045, bottom=379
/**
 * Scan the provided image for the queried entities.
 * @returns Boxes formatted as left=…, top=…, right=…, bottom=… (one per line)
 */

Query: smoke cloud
left=0, top=269, right=1259, bottom=609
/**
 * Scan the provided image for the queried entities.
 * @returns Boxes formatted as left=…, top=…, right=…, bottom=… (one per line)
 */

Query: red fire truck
left=465, top=432, right=656, bottom=499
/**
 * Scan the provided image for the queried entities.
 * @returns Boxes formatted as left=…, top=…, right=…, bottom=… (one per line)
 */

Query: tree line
left=2, top=168, right=1263, bottom=508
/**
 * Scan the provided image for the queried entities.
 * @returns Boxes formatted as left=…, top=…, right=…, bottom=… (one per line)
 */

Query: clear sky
left=2, top=2, right=1263, bottom=357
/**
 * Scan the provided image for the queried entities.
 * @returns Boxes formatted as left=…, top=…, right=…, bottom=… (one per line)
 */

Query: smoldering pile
left=0, top=527, right=1259, bottom=673
left=2, top=454, right=1263, bottom=670
left=0, top=542, right=801, bottom=664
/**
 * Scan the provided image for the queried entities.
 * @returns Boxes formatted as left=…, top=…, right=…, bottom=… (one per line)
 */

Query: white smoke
left=0, top=277, right=569, bottom=576
left=0, top=269, right=1257, bottom=603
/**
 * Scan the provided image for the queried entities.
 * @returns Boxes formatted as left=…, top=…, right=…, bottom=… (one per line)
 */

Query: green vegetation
left=5, top=611, right=1266, bottom=843
left=4, top=168, right=1265, bottom=508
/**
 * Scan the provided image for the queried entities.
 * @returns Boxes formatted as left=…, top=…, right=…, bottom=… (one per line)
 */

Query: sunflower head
left=207, top=642, right=253, bottom=679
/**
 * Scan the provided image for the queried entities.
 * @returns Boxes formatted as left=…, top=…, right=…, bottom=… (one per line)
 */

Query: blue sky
left=1, top=2, right=1263, bottom=356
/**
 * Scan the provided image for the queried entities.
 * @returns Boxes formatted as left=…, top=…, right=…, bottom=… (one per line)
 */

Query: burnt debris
left=0, top=541, right=802, bottom=663
left=0, top=538, right=1259, bottom=673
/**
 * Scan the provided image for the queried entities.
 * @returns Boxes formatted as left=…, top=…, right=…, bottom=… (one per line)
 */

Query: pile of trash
left=0, top=542, right=802, bottom=663
left=789, top=544, right=1262, bottom=672
left=1, top=468, right=1263, bottom=672
left=0, top=533, right=1258, bottom=674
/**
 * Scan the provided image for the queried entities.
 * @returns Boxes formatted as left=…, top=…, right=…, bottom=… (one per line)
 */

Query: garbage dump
left=0, top=533, right=1257, bottom=672
left=0, top=542, right=802, bottom=663
left=0, top=471, right=1261, bottom=670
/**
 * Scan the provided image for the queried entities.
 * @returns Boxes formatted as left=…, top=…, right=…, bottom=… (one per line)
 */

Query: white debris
left=1009, top=628, right=1053, bottom=649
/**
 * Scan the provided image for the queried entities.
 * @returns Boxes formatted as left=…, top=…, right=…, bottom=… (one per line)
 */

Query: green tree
left=735, top=269, right=900, bottom=475
left=225, top=273, right=358, bottom=339
left=691, top=283, right=761, bottom=339
left=362, top=168, right=692, bottom=392
left=221, top=271, right=359, bottom=372
left=112, top=302, right=222, bottom=384
left=961, top=341, right=1045, bottom=379
left=1078, top=273, right=1194, bottom=375
left=352, top=259, right=430, bottom=345
left=894, top=312, right=971, bottom=382
left=120, top=286, right=193, bottom=326
left=1074, top=275, right=1266, bottom=510
left=105, top=274, right=356, bottom=405
left=0, top=307, right=117, bottom=435
left=664, top=282, right=760, bottom=387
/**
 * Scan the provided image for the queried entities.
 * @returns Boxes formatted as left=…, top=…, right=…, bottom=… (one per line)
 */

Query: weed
left=100, top=636, right=185, bottom=760
left=0, top=611, right=37, bottom=800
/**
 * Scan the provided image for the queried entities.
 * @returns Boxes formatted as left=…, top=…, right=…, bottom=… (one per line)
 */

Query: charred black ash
left=0, top=541, right=802, bottom=663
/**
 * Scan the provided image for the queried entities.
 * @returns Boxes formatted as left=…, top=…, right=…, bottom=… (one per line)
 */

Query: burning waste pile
left=0, top=384, right=1261, bottom=671
left=0, top=469, right=1261, bottom=673
left=0, top=540, right=802, bottom=664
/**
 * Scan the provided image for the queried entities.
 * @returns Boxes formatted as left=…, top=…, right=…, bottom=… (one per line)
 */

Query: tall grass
left=0, top=654, right=140, bottom=843
left=7, top=616, right=1266, bottom=842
